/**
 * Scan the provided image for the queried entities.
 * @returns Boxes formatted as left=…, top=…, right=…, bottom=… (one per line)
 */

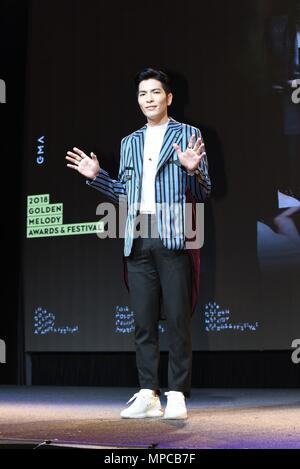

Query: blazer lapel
left=156, top=118, right=182, bottom=174
left=131, top=124, right=146, bottom=182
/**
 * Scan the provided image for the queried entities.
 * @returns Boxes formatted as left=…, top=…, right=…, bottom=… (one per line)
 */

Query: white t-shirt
left=140, top=120, right=169, bottom=214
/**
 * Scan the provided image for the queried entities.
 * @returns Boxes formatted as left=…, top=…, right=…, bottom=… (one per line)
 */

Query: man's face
left=137, top=78, right=173, bottom=122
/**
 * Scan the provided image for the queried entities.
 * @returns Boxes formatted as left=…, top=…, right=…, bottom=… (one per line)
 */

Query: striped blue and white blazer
left=87, top=117, right=211, bottom=257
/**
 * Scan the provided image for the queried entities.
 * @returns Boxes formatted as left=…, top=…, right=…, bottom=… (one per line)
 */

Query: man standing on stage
left=66, top=68, right=211, bottom=419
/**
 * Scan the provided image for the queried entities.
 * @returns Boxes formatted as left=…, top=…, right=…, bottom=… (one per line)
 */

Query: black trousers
left=126, top=214, right=192, bottom=397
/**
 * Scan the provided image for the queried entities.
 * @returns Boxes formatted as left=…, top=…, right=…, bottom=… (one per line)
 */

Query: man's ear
left=167, top=93, right=173, bottom=106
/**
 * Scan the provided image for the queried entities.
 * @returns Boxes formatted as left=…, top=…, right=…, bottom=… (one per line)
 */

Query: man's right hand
left=65, top=147, right=100, bottom=180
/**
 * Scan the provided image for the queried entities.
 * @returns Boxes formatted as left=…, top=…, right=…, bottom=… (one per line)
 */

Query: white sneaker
left=163, top=391, right=188, bottom=419
left=120, top=389, right=164, bottom=419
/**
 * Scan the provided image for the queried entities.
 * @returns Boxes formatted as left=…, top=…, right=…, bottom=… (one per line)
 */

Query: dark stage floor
left=0, top=386, right=300, bottom=449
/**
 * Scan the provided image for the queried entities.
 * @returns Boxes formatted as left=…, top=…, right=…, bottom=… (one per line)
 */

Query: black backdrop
left=0, top=0, right=28, bottom=384
left=1, top=0, right=300, bottom=386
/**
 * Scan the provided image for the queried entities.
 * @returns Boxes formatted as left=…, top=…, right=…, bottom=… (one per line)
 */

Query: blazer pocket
left=123, top=166, right=135, bottom=181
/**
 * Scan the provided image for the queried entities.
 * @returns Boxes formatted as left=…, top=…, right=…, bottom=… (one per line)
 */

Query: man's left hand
left=173, top=134, right=206, bottom=173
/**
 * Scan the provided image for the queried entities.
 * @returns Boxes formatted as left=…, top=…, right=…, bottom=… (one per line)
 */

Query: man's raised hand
left=173, top=134, right=206, bottom=173
left=65, top=147, right=100, bottom=180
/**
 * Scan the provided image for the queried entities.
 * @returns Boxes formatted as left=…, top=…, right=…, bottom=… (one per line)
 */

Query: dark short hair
left=135, top=68, right=172, bottom=95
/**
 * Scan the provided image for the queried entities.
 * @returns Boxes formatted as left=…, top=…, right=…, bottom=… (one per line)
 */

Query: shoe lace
left=126, top=390, right=155, bottom=406
left=126, top=392, right=139, bottom=405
